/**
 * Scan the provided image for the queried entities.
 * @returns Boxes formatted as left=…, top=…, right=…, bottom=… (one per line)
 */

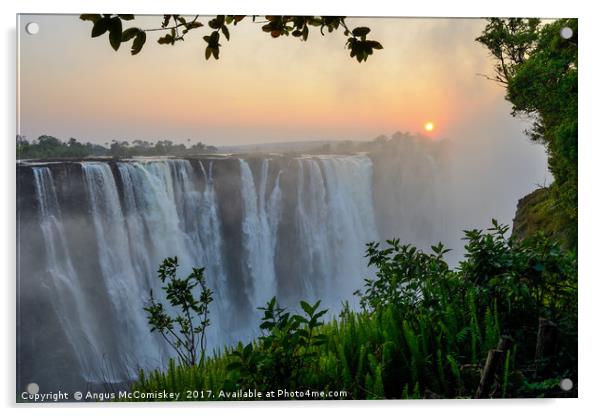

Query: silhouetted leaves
left=79, top=14, right=383, bottom=62
left=121, top=27, right=139, bottom=42
left=80, top=14, right=101, bottom=24
left=203, top=31, right=221, bottom=60
left=158, top=31, right=176, bottom=45
left=91, top=16, right=110, bottom=38
left=346, top=37, right=383, bottom=62
left=208, top=15, right=225, bottom=30
left=107, top=17, right=123, bottom=51
left=221, top=24, right=230, bottom=41
left=352, top=26, right=371, bottom=37
left=120, top=27, right=147, bottom=56
left=131, top=31, right=146, bottom=55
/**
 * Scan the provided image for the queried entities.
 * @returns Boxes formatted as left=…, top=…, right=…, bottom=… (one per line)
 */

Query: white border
left=3, top=1, right=600, bottom=415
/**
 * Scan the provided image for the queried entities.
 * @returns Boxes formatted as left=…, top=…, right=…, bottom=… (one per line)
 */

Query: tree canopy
left=16, top=135, right=218, bottom=160
left=79, top=14, right=383, bottom=63
left=477, top=18, right=577, bottom=248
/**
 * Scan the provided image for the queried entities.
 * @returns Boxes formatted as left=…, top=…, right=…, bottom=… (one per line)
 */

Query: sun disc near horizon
left=424, top=121, right=435, bottom=132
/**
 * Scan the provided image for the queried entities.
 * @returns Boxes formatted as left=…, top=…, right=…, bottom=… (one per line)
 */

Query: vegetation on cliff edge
left=477, top=18, right=577, bottom=248
left=129, top=221, right=576, bottom=400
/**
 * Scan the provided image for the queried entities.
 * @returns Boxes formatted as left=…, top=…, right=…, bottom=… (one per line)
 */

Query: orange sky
left=18, top=15, right=526, bottom=146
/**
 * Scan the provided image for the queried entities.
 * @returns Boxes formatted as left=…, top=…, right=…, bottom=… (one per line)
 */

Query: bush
left=144, top=257, right=213, bottom=367
left=132, top=221, right=577, bottom=400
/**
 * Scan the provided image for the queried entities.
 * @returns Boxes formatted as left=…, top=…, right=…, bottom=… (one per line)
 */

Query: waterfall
left=197, top=161, right=228, bottom=306
left=18, top=152, right=444, bottom=389
left=81, top=162, right=167, bottom=378
left=115, top=160, right=229, bottom=345
left=31, top=167, right=102, bottom=380
left=294, top=158, right=332, bottom=299
left=239, top=159, right=283, bottom=307
left=318, top=156, right=378, bottom=303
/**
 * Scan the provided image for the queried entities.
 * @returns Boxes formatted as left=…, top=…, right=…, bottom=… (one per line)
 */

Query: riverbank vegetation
left=130, top=221, right=576, bottom=400
left=476, top=18, right=577, bottom=248
left=16, top=135, right=218, bottom=160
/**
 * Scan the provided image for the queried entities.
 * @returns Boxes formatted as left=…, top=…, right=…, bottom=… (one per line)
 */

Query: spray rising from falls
left=18, top=152, right=448, bottom=388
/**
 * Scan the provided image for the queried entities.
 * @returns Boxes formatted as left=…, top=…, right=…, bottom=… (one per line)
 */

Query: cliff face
left=511, top=187, right=570, bottom=247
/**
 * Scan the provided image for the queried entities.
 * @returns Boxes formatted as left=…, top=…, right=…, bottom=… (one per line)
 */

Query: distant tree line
left=16, top=135, right=218, bottom=160
left=306, top=131, right=445, bottom=155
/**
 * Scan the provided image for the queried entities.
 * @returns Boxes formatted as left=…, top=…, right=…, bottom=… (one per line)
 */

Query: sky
left=18, top=14, right=545, bottom=147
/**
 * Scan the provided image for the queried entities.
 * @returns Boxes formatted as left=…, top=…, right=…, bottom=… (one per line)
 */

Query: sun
left=424, top=121, right=435, bottom=132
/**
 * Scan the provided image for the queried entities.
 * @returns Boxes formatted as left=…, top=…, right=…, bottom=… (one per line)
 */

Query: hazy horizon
left=17, top=15, right=549, bottom=148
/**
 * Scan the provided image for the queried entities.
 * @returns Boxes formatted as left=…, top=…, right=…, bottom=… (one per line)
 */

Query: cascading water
left=114, top=160, right=230, bottom=348
left=81, top=162, right=167, bottom=378
left=294, top=158, right=333, bottom=299
left=31, top=167, right=102, bottom=380
left=239, top=159, right=283, bottom=307
left=17, top=152, right=447, bottom=391
left=318, top=156, right=379, bottom=304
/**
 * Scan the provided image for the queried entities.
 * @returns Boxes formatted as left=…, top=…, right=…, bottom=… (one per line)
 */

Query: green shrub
left=131, top=221, right=576, bottom=400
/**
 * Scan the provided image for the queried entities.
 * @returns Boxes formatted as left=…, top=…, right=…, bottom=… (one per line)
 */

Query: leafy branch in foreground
left=79, top=14, right=383, bottom=62
left=144, top=256, right=214, bottom=367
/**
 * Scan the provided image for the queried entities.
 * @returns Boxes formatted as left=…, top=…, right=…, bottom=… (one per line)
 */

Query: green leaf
left=118, top=14, right=135, bottom=21
left=226, top=361, right=242, bottom=371
left=243, top=343, right=253, bottom=357
left=313, top=333, right=328, bottom=346
left=313, top=309, right=328, bottom=321
left=300, top=300, right=313, bottom=316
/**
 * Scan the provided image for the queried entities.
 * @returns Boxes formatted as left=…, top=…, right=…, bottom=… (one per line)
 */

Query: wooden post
left=475, top=336, right=512, bottom=399
left=497, top=335, right=513, bottom=352
left=534, top=318, right=559, bottom=376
